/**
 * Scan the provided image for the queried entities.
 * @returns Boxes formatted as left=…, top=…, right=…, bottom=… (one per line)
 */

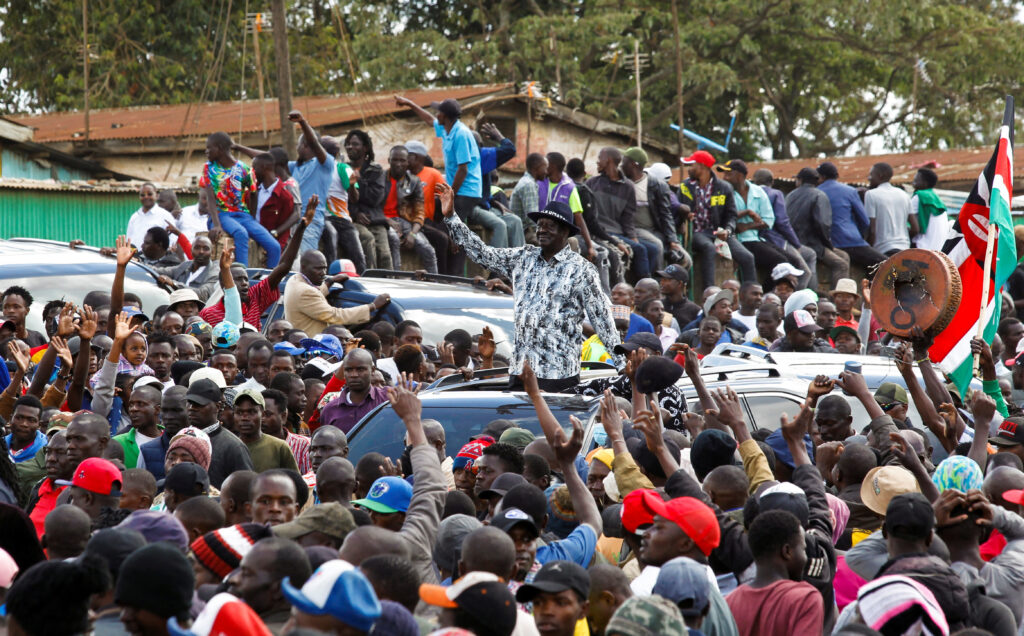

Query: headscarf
left=931, top=456, right=984, bottom=494
left=826, top=493, right=850, bottom=546
left=587, top=448, right=615, bottom=471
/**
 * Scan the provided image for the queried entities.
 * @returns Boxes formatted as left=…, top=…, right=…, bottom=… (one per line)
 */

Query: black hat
left=456, top=581, right=518, bottom=636
left=84, top=528, right=147, bottom=580
left=515, top=560, right=590, bottom=603
left=614, top=332, right=664, bottom=355
left=115, top=542, right=195, bottom=619
left=690, top=430, right=738, bottom=481
left=989, top=417, right=1024, bottom=447
left=491, top=507, right=540, bottom=538
left=431, top=98, right=462, bottom=119
left=159, top=462, right=210, bottom=495
left=884, top=492, right=935, bottom=541
left=796, top=167, right=820, bottom=182
left=655, top=264, right=689, bottom=282
left=716, top=159, right=748, bottom=175
left=634, top=356, right=683, bottom=394
left=527, top=201, right=580, bottom=236
left=478, top=472, right=528, bottom=501
left=185, top=379, right=222, bottom=406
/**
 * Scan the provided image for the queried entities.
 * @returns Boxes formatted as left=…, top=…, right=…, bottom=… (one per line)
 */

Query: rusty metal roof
left=11, top=84, right=514, bottom=143
left=746, top=146, right=1024, bottom=187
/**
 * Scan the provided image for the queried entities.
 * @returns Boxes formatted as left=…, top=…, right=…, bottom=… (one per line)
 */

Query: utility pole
left=83, top=0, right=90, bottom=142
left=271, top=0, right=296, bottom=156
left=634, top=39, right=642, bottom=148
left=671, top=0, right=684, bottom=157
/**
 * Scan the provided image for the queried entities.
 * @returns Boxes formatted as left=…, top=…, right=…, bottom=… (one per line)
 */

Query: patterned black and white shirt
left=445, top=213, right=624, bottom=379
left=568, top=374, right=689, bottom=432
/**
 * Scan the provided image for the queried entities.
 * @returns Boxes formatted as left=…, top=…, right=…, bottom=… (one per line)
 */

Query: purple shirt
left=319, top=386, right=390, bottom=433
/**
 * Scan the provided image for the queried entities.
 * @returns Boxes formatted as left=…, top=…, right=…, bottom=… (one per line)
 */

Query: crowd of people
left=0, top=93, right=1022, bottom=636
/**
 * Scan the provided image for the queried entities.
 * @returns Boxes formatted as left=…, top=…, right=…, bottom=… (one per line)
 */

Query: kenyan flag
left=932, top=97, right=1017, bottom=395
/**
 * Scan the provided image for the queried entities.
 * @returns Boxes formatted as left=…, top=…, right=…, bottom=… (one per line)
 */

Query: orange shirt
left=383, top=177, right=399, bottom=219
left=415, top=166, right=446, bottom=221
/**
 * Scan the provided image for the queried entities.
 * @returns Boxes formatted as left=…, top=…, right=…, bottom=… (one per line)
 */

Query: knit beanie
left=191, top=523, right=274, bottom=579
left=453, top=437, right=494, bottom=472
left=115, top=542, right=194, bottom=619
left=168, top=426, right=212, bottom=471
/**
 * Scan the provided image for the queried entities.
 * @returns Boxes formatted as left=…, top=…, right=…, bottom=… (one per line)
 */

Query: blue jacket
left=140, top=436, right=171, bottom=481
left=479, top=138, right=516, bottom=209
left=625, top=313, right=655, bottom=339
left=818, top=178, right=870, bottom=248
left=760, top=185, right=803, bottom=249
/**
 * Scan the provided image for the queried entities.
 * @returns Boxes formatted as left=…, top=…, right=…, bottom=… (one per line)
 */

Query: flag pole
left=974, top=223, right=998, bottom=375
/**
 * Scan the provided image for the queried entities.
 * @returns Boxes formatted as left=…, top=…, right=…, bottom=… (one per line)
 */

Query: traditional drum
left=870, top=249, right=962, bottom=338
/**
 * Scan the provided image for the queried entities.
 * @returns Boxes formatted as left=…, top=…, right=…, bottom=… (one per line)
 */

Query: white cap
left=189, top=366, right=227, bottom=389
left=771, top=262, right=804, bottom=281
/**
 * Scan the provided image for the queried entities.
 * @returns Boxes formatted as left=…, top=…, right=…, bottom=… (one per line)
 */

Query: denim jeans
left=219, top=211, right=281, bottom=267
left=396, top=218, right=438, bottom=273
left=299, top=209, right=324, bottom=255
left=691, top=231, right=755, bottom=290
left=456, top=196, right=508, bottom=248
left=326, top=216, right=366, bottom=273
left=612, top=233, right=653, bottom=279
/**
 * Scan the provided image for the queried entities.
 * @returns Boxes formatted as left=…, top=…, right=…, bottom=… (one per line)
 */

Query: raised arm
left=28, top=303, right=76, bottom=398
left=266, top=195, right=316, bottom=290
left=288, top=111, right=326, bottom=163
left=522, top=363, right=601, bottom=533
left=632, top=400, right=680, bottom=477
left=836, top=369, right=885, bottom=420
left=66, top=305, right=97, bottom=411
left=231, top=142, right=263, bottom=159
left=107, top=236, right=133, bottom=336
left=676, top=344, right=715, bottom=414
left=971, top=336, right=1009, bottom=418
left=0, top=343, right=29, bottom=421
left=395, top=95, right=437, bottom=126
left=217, top=242, right=244, bottom=326
left=968, top=391, right=997, bottom=472
left=437, top=182, right=516, bottom=278
left=894, top=342, right=953, bottom=446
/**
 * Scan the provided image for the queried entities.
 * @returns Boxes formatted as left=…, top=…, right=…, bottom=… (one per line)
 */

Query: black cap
left=478, top=472, right=528, bottom=501
left=431, top=98, right=462, bottom=119
left=883, top=492, right=935, bottom=541
left=491, top=507, right=540, bottom=538
left=990, top=417, right=1024, bottom=447
left=655, top=264, right=689, bottom=282
left=796, top=167, right=820, bottom=182
left=716, top=159, right=748, bottom=175
left=527, top=201, right=580, bottom=236
left=185, top=378, right=222, bottom=406
left=614, top=332, right=664, bottom=355
left=515, top=560, right=590, bottom=603
left=159, top=462, right=210, bottom=495
left=455, top=582, right=518, bottom=636
left=690, top=430, right=738, bottom=481
left=634, top=356, right=683, bottom=394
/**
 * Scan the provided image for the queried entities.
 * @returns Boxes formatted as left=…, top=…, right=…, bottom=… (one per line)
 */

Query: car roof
left=392, top=390, right=599, bottom=407
left=344, top=275, right=513, bottom=310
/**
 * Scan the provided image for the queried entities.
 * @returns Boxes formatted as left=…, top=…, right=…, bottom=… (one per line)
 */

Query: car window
left=347, top=396, right=598, bottom=461
left=743, top=394, right=804, bottom=432
left=393, top=308, right=515, bottom=359
left=8, top=271, right=169, bottom=334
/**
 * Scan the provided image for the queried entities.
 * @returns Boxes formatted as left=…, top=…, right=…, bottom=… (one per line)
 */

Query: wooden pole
left=271, top=0, right=296, bottom=156
left=634, top=39, right=642, bottom=148
left=252, top=17, right=268, bottom=139
left=671, top=0, right=684, bottom=157
left=83, top=0, right=89, bottom=142
left=974, top=223, right=998, bottom=374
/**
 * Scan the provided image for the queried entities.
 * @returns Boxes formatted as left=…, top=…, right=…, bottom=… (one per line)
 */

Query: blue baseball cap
left=212, top=321, right=240, bottom=349
left=763, top=428, right=815, bottom=469
left=652, top=556, right=711, bottom=618
left=123, top=306, right=150, bottom=323
left=300, top=334, right=344, bottom=359
left=352, top=476, right=412, bottom=514
left=274, top=341, right=306, bottom=355
left=281, top=560, right=381, bottom=631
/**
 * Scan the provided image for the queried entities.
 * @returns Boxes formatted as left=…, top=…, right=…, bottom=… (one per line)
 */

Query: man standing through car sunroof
left=434, top=179, right=622, bottom=392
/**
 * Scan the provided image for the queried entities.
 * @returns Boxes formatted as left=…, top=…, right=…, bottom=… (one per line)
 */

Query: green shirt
left=244, top=434, right=299, bottom=473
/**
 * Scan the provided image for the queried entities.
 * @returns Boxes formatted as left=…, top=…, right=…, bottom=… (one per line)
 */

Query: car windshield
left=7, top=271, right=169, bottom=333
left=398, top=308, right=516, bottom=359
left=347, top=394, right=598, bottom=461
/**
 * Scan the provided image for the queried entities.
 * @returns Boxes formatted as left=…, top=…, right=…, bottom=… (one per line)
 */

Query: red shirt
left=256, top=180, right=296, bottom=249
left=726, top=580, right=824, bottom=636
left=199, top=277, right=279, bottom=330
left=383, top=177, right=399, bottom=219
left=415, top=166, right=445, bottom=221
left=29, top=479, right=66, bottom=540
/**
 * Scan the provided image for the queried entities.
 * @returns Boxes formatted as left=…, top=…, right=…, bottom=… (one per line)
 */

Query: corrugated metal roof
left=746, top=146, right=1024, bottom=186
left=0, top=177, right=194, bottom=192
left=11, top=84, right=514, bottom=143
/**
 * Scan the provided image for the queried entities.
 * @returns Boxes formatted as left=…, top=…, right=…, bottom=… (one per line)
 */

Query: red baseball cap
left=57, top=457, right=122, bottom=496
left=1002, top=489, right=1024, bottom=505
left=643, top=493, right=721, bottom=556
left=621, top=489, right=658, bottom=534
left=681, top=150, right=716, bottom=168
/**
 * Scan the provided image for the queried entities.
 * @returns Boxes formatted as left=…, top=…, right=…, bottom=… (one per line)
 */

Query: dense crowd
left=0, top=94, right=1022, bottom=636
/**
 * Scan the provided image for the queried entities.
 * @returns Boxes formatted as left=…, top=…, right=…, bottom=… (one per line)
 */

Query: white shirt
left=126, top=205, right=177, bottom=249
left=134, top=430, right=160, bottom=467
left=911, top=194, right=952, bottom=251
left=865, top=182, right=912, bottom=254
left=176, top=204, right=210, bottom=244
left=256, top=179, right=280, bottom=224
left=376, top=357, right=399, bottom=385
left=732, top=311, right=757, bottom=332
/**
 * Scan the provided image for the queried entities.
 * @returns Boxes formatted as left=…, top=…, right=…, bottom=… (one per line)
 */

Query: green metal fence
left=0, top=188, right=197, bottom=246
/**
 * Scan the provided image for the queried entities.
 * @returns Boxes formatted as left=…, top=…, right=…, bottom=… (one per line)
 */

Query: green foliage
left=3, top=0, right=1023, bottom=158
